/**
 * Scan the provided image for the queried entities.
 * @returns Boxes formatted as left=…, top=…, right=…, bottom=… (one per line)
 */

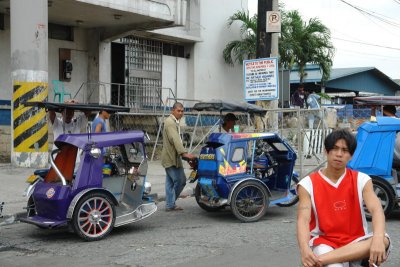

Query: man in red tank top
left=297, top=129, right=390, bottom=267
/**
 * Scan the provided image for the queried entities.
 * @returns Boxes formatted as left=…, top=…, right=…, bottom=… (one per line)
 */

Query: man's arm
left=297, top=185, right=321, bottom=267
left=94, top=122, right=103, bottom=133
left=164, top=120, right=193, bottom=158
left=363, top=180, right=388, bottom=265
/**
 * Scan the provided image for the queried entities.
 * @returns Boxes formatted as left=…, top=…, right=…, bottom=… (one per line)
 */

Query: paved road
left=1, top=198, right=399, bottom=267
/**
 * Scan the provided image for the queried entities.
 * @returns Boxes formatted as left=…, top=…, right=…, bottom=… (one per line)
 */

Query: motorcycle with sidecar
left=348, top=116, right=400, bottom=219
left=188, top=132, right=298, bottom=222
left=20, top=102, right=157, bottom=241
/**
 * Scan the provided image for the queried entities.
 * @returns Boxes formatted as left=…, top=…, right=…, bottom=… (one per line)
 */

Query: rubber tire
left=230, top=180, right=269, bottom=222
left=276, top=175, right=300, bottom=207
left=72, top=192, right=116, bottom=241
left=194, top=183, right=225, bottom=212
left=364, top=178, right=395, bottom=220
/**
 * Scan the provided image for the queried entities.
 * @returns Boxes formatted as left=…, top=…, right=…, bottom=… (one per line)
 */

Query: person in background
left=382, top=105, right=400, bottom=169
left=297, top=129, right=391, bottom=267
left=306, top=90, right=325, bottom=129
left=291, top=85, right=306, bottom=108
left=91, top=109, right=110, bottom=133
left=49, top=99, right=90, bottom=151
left=382, top=105, right=397, bottom=118
left=222, top=113, right=239, bottom=133
left=161, top=102, right=195, bottom=211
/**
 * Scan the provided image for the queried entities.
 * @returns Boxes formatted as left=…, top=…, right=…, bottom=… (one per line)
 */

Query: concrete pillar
left=87, top=29, right=100, bottom=103
left=10, top=0, right=48, bottom=167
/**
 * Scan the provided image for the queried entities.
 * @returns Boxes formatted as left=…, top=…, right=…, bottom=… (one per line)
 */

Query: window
left=162, top=43, right=185, bottom=58
left=231, top=147, right=244, bottom=162
left=124, top=142, right=145, bottom=164
left=49, top=23, right=73, bottom=41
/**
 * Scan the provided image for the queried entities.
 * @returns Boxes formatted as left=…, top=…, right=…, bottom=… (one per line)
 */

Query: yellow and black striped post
left=11, top=0, right=48, bottom=167
left=12, top=82, right=48, bottom=162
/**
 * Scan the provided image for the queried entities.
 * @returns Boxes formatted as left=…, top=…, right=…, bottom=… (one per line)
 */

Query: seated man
left=221, top=113, right=238, bottom=133
left=297, top=129, right=391, bottom=267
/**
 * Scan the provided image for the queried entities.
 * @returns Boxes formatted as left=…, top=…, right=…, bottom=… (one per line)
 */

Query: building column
left=10, top=0, right=48, bottom=167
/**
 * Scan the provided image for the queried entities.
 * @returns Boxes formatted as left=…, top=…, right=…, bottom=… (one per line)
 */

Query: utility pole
left=256, top=0, right=272, bottom=58
left=256, top=0, right=279, bottom=131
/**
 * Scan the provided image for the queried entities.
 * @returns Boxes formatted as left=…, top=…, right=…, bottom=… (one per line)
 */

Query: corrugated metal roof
left=289, top=66, right=375, bottom=83
left=289, top=66, right=400, bottom=95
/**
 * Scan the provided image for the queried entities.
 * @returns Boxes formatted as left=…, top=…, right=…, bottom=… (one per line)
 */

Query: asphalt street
left=0, top=162, right=399, bottom=266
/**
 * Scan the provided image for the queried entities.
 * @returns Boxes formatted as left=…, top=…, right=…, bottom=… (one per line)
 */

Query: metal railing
left=74, top=82, right=175, bottom=113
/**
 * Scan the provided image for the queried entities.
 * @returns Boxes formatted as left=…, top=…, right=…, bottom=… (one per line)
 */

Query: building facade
left=0, top=0, right=247, bottom=167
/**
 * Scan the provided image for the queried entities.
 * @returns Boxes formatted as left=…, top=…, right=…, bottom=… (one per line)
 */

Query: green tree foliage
left=279, top=10, right=335, bottom=84
left=222, top=11, right=257, bottom=65
left=222, top=9, right=335, bottom=84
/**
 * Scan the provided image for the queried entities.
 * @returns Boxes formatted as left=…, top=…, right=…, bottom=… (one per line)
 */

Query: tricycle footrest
left=20, top=215, right=68, bottom=228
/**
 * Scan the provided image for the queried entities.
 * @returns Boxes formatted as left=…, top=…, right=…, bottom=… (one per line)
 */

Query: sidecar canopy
left=55, top=131, right=145, bottom=149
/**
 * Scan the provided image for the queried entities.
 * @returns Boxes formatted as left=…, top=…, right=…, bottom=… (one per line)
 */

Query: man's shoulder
left=164, top=116, right=175, bottom=125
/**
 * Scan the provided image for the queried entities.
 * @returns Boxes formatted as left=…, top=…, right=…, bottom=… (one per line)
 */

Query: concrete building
left=0, top=0, right=248, bottom=167
left=1, top=0, right=247, bottom=102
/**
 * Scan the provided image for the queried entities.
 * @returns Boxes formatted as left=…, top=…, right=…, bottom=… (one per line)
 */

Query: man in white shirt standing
left=49, top=99, right=90, bottom=150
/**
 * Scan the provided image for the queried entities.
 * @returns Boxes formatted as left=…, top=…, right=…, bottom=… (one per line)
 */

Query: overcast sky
left=248, top=0, right=400, bottom=79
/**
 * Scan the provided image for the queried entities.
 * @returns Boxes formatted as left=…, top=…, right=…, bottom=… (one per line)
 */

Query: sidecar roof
left=348, top=117, right=400, bottom=176
left=208, top=132, right=279, bottom=144
left=55, top=131, right=144, bottom=149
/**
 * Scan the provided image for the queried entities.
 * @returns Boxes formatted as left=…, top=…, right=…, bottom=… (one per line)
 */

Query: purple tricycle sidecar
left=20, top=130, right=157, bottom=241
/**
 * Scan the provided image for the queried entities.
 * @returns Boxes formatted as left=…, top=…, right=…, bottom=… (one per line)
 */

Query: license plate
left=26, top=175, right=39, bottom=184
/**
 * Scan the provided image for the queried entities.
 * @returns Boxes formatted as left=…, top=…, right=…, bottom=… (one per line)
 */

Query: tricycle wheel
left=195, top=184, right=224, bottom=212
left=231, top=180, right=269, bottom=222
left=72, top=192, right=115, bottom=241
left=276, top=175, right=299, bottom=207
left=364, top=178, right=395, bottom=220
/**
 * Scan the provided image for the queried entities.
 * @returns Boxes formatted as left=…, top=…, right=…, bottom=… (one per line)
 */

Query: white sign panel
left=266, top=11, right=281, bottom=33
left=243, top=57, right=279, bottom=101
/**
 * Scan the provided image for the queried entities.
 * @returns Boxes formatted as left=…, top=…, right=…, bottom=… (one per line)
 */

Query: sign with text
left=243, top=57, right=279, bottom=101
left=266, top=11, right=281, bottom=33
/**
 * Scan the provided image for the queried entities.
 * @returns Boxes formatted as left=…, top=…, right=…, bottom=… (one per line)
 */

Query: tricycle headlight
left=144, top=181, right=151, bottom=195
left=90, top=148, right=102, bottom=159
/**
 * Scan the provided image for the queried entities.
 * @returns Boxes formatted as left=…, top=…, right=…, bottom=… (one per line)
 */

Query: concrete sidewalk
left=0, top=160, right=195, bottom=226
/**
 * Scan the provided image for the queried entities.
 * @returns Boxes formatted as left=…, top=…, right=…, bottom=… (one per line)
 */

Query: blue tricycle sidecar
left=348, top=116, right=400, bottom=218
left=191, top=132, right=298, bottom=222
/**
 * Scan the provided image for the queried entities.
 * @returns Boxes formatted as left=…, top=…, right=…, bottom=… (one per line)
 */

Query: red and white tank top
left=299, top=168, right=371, bottom=248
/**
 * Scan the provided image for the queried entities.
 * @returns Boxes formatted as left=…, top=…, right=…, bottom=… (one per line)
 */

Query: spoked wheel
left=231, top=180, right=269, bottom=222
left=364, top=178, right=395, bottom=220
left=194, top=183, right=225, bottom=212
left=72, top=192, right=115, bottom=241
left=277, top=175, right=299, bottom=207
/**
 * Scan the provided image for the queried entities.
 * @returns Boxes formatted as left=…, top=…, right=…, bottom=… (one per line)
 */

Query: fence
left=74, top=82, right=176, bottom=113
left=142, top=99, right=334, bottom=178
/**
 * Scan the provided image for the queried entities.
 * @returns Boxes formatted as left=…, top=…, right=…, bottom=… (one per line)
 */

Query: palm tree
left=279, top=10, right=335, bottom=84
left=222, top=10, right=257, bottom=65
left=223, top=10, right=334, bottom=85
